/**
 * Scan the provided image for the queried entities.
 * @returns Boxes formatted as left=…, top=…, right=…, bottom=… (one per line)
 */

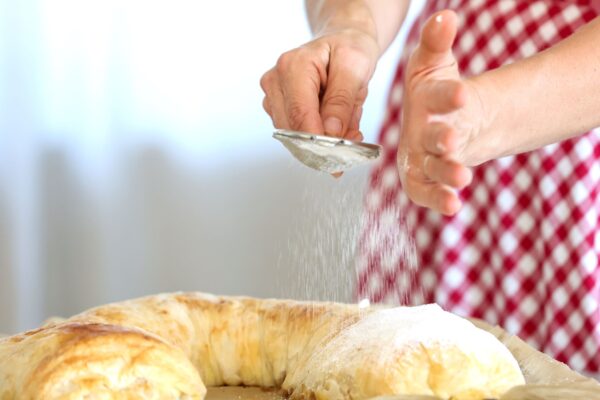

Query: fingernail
left=435, top=14, right=443, bottom=23
left=436, top=141, right=446, bottom=152
left=324, top=117, right=342, bottom=136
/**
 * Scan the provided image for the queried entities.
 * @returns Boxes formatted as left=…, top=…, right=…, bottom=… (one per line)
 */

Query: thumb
left=413, top=10, right=458, bottom=70
left=320, top=59, right=369, bottom=137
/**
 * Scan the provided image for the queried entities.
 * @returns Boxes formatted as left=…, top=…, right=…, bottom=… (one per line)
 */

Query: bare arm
left=306, top=0, right=411, bottom=55
left=469, top=16, right=600, bottom=164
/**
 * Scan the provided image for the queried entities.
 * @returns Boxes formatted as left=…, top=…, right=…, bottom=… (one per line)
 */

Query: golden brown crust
left=0, top=292, right=525, bottom=399
left=1, top=320, right=204, bottom=400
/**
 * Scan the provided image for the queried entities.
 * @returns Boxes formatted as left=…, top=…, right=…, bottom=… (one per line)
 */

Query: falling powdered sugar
left=276, top=167, right=420, bottom=306
left=276, top=171, right=365, bottom=303
left=357, top=200, right=420, bottom=305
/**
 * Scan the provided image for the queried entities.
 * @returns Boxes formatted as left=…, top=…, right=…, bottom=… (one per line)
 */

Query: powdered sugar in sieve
left=273, top=129, right=381, bottom=174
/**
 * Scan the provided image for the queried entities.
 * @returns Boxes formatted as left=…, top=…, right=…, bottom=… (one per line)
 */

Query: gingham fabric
left=357, top=0, right=600, bottom=374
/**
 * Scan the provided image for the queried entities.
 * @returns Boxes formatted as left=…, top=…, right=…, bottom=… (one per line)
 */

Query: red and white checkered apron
left=357, top=0, right=600, bottom=374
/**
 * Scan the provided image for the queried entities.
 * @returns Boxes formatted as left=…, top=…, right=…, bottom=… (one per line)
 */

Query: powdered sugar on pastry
left=284, top=304, right=525, bottom=400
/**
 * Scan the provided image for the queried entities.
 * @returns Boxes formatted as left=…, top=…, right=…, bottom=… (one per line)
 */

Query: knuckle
left=259, top=72, right=272, bottom=93
left=356, top=87, right=369, bottom=103
left=276, top=50, right=297, bottom=71
left=323, top=88, right=355, bottom=110
left=262, top=97, right=271, bottom=115
left=278, top=46, right=326, bottom=74
left=287, top=102, right=311, bottom=129
left=299, top=39, right=330, bottom=60
left=296, top=45, right=315, bottom=61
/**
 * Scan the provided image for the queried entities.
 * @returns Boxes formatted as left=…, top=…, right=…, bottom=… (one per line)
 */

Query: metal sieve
left=273, top=129, right=382, bottom=174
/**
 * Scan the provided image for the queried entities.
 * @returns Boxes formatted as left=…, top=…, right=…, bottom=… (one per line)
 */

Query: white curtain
left=0, top=0, right=414, bottom=334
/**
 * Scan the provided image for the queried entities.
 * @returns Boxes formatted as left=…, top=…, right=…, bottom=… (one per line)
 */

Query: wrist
left=309, top=1, right=379, bottom=50
left=461, top=76, right=502, bottom=166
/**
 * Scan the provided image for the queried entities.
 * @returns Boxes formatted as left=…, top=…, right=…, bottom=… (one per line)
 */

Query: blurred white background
left=0, top=0, right=419, bottom=333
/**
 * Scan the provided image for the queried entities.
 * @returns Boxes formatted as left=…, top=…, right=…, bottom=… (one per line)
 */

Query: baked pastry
left=0, top=292, right=525, bottom=399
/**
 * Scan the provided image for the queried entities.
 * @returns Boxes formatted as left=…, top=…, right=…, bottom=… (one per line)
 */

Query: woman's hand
left=398, top=10, right=485, bottom=216
left=260, top=27, right=379, bottom=141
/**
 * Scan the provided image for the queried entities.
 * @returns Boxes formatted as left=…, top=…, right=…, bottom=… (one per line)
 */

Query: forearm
left=469, top=16, right=600, bottom=165
left=305, top=0, right=411, bottom=55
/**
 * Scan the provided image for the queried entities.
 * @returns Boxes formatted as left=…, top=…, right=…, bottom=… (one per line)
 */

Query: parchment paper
left=470, top=318, right=600, bottom=400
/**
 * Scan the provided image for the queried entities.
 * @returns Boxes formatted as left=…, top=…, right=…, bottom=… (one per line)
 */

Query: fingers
left=423, top=155, right=472, bottom=189
left=330, top=104, right=363, bottom=179
left=261, top=75, right=289, bottom=129
left=413, top=10, right=459, bottom=69
left=261, top=29, right=379, bottom=138
left=320, top=50, right=371, bottom=137
left=261, top=50, right=368, bottom=136
left=419, top=79, right=467, bottom=114
left=398, top=139, right=470, bottom=216
left=414, top=120, right=472, bottom=190
left=344, top=104, right=364, bottom=140
left=278, top=51, right=325, bottom=133
left=346, top=130, right=364, bottom=141
left=422, top=122, right=458, bottom=155
left=421, top=120, right=472, bottom=189
left=260, top=48, right=325, bottom=133
left=261, top=71, right=287, bottom=129
left=403, top=169, right=463, bottom=216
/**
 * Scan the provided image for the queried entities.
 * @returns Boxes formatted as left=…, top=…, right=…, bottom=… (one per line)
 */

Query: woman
left=260, top=1, right=600, bottom=375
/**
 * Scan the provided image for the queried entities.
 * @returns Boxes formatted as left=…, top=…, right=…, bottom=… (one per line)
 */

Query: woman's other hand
left=398, top=10, right=485, bottom=216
